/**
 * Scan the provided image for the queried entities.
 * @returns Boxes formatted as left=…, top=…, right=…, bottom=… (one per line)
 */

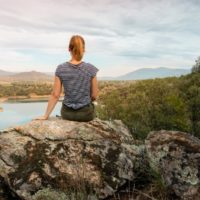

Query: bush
left=32, top=188, right=98, bottom=200
left=191, top=56, right=200, bottom=73
left=33, top=188, right=67, bottom=200
left=97, top=76, right=194, bottom=140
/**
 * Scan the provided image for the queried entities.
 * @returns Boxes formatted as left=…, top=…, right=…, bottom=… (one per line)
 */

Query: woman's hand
left=32, top=115, right=48, bottom=120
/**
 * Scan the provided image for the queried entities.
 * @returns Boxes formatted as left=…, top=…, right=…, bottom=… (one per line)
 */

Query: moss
left=82, top=145, right=102, bottom=169
left=104, top=147, right=120, bottom=175
left=8, top=141, right=79, bottom=192
left=0, top=176, right=21, bottom=200
left=88, top=153, right=102, bottom=169
left=10, top=154, right=23, bottom=164
left=103, top=175, right=121, bottom=190
left=33, top=188, right=98, bottom=200
left=105, top=147, right=120, bottom=162
left=51, top=143, right=69, bottom=159
left=81, top=143, right=123, bottom=190
left=102, top=147, right=121, bottom=189
left=89, top=143, right=105, bottom=150
left=32, top=188, right=67, bottom=200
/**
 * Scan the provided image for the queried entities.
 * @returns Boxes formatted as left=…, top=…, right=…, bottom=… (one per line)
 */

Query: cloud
left=0, top=0, right=199, bottom=76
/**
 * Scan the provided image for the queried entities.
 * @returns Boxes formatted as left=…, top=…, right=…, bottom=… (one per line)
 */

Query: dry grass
left=108, top=181, right=169, bottom=200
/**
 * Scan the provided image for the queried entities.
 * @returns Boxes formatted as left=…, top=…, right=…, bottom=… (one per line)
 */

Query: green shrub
left=97, top=76, right=195, bottom=140
left=33, top=188, right=67, bottom=200
left=33, top=188, right=98, bottom=200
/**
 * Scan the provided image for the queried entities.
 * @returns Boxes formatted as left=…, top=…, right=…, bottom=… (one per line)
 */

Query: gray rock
left=0, top=117, right=142, bottom=199
left=145, top=130, right=200, bottom=200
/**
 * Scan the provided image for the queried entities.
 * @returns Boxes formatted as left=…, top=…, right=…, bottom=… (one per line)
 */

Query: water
left=0, top=101, right=62, bottom=131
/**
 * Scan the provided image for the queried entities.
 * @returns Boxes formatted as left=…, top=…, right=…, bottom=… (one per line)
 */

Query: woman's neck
left=69, top=58, right=83, bottom=65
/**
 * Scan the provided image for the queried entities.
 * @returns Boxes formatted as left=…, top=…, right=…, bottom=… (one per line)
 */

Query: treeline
left=96, top=73, right=200, bottom=140
left=0, top=81, right=125, bottom=97
left=0, top=82, right=54, bottom=97
left=1, top=76, right=199, bottom=140
left=192, top=56, right=200, bottom=73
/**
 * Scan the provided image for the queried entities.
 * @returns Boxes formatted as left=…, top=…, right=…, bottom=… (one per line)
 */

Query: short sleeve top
left=55, top=61, right=99, bottom=109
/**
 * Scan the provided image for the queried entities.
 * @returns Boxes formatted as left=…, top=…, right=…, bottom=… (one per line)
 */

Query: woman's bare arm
left=91, top=76, right=99, bottom=101
left=33, top=76, right=62, bottom=120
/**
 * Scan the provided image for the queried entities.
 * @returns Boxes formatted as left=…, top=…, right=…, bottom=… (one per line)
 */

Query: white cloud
left=0, top=0, right=199, bottom=76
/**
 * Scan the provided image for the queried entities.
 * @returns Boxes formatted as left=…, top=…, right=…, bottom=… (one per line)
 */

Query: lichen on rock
left=145, top=130, right=200, bottom=200
left=1, top=118, right=200, bottom=200
left=0, top=117, right=141, bottom=200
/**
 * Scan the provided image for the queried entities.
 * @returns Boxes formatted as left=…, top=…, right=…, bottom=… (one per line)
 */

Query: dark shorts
left=61, top=102, right=96, bottom=122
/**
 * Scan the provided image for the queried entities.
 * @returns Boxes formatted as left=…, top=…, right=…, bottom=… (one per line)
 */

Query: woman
left=34, top=35, right=99, bottom=122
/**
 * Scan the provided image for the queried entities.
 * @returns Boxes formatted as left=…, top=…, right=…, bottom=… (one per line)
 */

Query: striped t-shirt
left=55, top=61, right=99, bottom=110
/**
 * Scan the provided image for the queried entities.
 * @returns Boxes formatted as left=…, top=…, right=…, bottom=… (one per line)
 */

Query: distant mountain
left=98, top=76, right=115, bottom=80
left=0, top=70, right=53, bottom=82
left=45, top=72, right=54, bottom=76
left=0, top=67, right=191, bottom=82
left=99, top=67, right=191, bottom=80
left=0, top=69, right=16, bottom=76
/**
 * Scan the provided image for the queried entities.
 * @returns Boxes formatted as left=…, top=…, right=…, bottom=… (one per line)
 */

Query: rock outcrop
left=145, top=130, right=200, bottom=200
left=1, top=118, right=200, bottom=200
left=0, top=117, right=143, bottom=200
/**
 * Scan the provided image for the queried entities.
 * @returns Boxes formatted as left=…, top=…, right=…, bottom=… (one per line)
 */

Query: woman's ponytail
left=69, top=35, right=85, bottom=61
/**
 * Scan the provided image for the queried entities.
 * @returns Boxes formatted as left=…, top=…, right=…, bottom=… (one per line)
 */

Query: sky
left=0, top=0, right=200, bottom=77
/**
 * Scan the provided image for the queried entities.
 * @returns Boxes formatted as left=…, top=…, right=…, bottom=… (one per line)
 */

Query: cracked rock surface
left=0, top=117, right=142, bottom=200
left=1, top=118, right=200, bottom=200
left=145, top=130, right=200, bottom=200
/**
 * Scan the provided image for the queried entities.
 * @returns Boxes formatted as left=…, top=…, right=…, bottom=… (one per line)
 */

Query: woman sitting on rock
left=34, top=35, right=99, bottom=122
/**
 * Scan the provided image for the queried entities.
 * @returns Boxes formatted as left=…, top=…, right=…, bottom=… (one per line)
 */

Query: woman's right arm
left=91, top=76, right=99, bottom=101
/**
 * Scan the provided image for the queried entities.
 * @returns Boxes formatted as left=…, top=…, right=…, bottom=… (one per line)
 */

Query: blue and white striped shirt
left=55, top=61, right=99, bottom=110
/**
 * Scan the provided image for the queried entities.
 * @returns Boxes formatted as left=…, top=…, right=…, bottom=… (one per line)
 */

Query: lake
left=0, top=101, right=62, bottom=131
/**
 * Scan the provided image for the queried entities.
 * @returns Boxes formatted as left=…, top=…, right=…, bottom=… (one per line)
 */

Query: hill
left=0, top=71, right=53, bottom=82
left=0, top=69, right=16, bottom=76
left=0, top=67, right=191, bottom=82
left=100, top=67, right=190, bottom=80
left=116, top=67, right=190, bottom=80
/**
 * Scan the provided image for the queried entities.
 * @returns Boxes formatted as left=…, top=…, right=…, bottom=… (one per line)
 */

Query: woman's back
left=33, top=34, right=99, bottom=122
left=55, top=61, right=99, bottom=110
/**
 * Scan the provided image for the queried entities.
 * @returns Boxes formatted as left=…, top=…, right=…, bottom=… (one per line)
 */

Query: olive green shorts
left=61, top=102, right=96, bottom=122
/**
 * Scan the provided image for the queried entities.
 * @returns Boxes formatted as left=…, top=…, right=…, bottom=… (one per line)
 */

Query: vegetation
left=96, top=73, right=200, bottom=140
left=32, top=188, right=98, bottom=200
left=33, top=188, right=67, bottom=200
left=179, top=73, right=200, bottom=138
left=191, top=56, right=200, bottom=73
left=1, top=74, right=199, bottom=200
left=1, top=71, right=199, bottom=140
left=0, top=82, right=55, bottom=97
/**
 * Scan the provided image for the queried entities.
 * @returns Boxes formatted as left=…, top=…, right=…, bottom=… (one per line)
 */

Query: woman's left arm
left=33, top=76, right=62, bottom=120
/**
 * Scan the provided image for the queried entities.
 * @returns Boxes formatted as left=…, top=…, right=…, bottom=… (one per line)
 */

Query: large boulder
left=2, top=118, right=200, bottom=200
left=145, top=130, right=200, bottom=200
left=0, top=117, right=143, bottom=200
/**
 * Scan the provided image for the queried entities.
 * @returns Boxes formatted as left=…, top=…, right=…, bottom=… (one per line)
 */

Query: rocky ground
left=0, top=117, right=200, bottom=200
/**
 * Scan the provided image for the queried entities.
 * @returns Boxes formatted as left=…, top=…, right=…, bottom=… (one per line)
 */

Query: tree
left=192, top=56, right=200, bottom=73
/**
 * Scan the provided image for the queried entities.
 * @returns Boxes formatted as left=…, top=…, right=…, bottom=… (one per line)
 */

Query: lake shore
left=0, top=97, right=7, bottom=103
left=0, top=94, right=64, bottom=103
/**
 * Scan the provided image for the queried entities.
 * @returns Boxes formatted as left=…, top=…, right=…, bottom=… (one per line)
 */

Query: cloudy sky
left=0, top=0, right=200, bottom=77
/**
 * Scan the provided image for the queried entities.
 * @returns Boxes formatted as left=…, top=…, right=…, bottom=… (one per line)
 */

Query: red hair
left=69, top=35, right=85, bottom=61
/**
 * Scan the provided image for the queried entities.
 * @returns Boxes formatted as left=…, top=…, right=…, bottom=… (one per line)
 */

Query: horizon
left=0, top=66, right=191, bottom=78
left=0, top=0, right=200, bottom=76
